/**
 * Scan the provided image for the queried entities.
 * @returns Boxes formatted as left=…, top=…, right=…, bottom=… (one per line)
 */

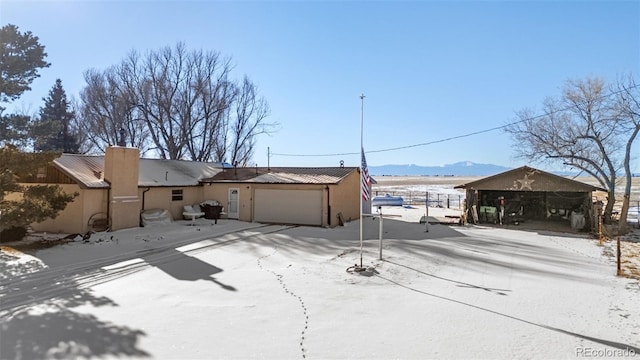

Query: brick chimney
left=104, top=146, right=140, bottom=230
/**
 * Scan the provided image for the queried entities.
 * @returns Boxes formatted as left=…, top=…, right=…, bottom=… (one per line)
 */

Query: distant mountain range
left=368, top=161, right=512, bottom=176
left=367, top=162, right=640, bottom=177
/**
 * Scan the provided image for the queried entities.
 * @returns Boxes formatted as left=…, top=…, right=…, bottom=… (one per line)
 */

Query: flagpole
left=359, top=93, right=365, bottom=269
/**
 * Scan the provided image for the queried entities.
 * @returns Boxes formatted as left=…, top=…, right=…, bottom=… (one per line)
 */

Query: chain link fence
left=371, top=190, right=465, bottom=210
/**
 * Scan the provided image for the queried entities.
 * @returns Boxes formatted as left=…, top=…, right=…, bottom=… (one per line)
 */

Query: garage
left=200, top=166, right=361, bottom=227
left=456, top=166, right=606, bottom=232
left=254, top=189, right=323, bottom=225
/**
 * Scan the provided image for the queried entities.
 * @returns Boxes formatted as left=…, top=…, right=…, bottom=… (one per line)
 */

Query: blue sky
left=2, top=0, right=639, bottom=171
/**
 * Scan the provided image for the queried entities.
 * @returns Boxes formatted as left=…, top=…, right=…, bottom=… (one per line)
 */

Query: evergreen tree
left=0, top=24, right=50, bottom=105
left=0, top=24, right=50, bottom=148
left=32, top=79, right=80, bottom=153
left=0, top=145, right=77, bottom=242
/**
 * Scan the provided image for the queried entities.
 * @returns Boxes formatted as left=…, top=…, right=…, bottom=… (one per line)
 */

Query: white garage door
left=254, top=189, right=322, bottom=225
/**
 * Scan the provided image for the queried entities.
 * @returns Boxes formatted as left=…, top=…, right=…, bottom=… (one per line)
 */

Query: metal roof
left=54, top=155, right=109, bottom=188
left=202, top=167, right=358, bottom=184
left=138, top=158, right=223, bottom=186
left=53, top=154, right=224, bottom=188
left=454, top=166, right=606, bottom=192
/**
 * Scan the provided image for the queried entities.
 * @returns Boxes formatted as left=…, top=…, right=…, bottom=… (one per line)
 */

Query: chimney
left=104, top=146, right=140, bottom=230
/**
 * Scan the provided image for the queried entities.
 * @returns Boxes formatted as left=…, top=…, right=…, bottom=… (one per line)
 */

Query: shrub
left=0, top=226, right=27, bottom=243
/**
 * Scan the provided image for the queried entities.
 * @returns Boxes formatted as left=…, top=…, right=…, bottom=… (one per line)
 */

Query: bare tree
left=78, top=42, right=273, bottom=163
left=614, top=74, right=640, bottom=232
left=68, top=97, right=93, bottom=154
left=506, top=77, right=623, bottom=224
left=79, top=67, right=150, bottom=154
left=227, top=76, right=272, bottom=166
left=180, top=48, right=234, bottom=161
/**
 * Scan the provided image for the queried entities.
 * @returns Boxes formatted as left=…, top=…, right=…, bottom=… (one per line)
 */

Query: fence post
left=598, top=210, right=603, bottom=246
left=379, top=208, right=383, bottom=260
left=447, top=195, right=450, bottom=209
left=617, top=236, right=622, bottom=276
left=425, top=191, right=430, bottom=233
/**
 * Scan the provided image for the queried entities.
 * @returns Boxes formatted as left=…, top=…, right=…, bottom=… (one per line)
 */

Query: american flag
left=361, top=148, right=370, bottom=201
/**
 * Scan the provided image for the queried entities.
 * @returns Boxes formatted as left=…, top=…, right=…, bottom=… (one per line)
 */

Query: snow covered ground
left=1, top=210, right=639, bottom=359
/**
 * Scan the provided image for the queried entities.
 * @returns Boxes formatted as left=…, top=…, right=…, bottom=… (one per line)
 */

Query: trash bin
left=202, top=204, right=223, bottom=223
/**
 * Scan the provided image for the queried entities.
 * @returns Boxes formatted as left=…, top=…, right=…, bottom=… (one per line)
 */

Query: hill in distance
left=368, top=161, right=511, bottom=176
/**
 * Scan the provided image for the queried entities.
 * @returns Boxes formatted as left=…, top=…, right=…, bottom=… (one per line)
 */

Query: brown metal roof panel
left=250, top=172, right=343, bottom=184
left=53, top=154, right=109, bottom=188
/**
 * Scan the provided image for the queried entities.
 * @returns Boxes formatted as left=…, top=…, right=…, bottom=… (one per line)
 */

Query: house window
left=37, top=167, right=47, bottom=180
left=172, top=189, right=183, bottom=201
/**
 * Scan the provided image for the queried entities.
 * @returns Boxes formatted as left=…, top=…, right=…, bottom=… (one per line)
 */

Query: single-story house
left=22, top=146, right=363, bottom=234
left=454, top=166, right=606, bottom=231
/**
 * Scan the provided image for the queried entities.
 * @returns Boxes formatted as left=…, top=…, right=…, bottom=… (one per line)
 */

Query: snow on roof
left=202, top=167, right=357, bottom=184
left=53, top=154, right=224, bottom=188
left=138, top=158, right=223, bottom=187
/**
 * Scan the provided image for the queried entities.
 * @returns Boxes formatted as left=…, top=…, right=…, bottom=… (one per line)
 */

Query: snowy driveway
left=1, top=219, right=639, bottom=359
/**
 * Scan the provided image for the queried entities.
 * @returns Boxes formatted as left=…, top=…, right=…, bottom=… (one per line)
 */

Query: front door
left=228, top=188, right=239, bottom=219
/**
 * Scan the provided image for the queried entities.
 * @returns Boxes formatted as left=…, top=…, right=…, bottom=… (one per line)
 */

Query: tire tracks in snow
left=256, top=235, right=309, bottom=359
left=0, top=224, right=290, bottom=315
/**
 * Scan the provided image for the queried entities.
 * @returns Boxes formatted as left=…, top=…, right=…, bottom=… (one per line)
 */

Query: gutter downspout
left=104, top=181, right=111, bottom=232
left=326, top=185, right=331, bottom=227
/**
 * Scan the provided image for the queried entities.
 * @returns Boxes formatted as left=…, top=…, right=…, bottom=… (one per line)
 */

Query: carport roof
left=454, top=166, right=606, bottom=192
left=53, top=154, right=224, bottom=188
left=201, top=167, right=358, bottom=184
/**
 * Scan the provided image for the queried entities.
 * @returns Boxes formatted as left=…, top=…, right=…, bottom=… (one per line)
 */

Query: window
left=172, top=189, right=183, bottom=201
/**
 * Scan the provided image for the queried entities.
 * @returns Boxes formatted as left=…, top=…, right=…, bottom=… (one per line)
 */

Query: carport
left=455, top=166, right=605, bottom=232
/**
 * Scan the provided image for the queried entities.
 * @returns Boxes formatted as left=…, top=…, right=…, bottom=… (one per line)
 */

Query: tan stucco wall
left=28, top=184, right=209, bottom=234
left=105, top=147, right=140, bottom=230
left=141, top=186, right=204, bottom=220
left=28, top=184, right=107, bottom=234
left=328, top=170, right=360, bottom=225
left=203, top=184, right=252, bottom=221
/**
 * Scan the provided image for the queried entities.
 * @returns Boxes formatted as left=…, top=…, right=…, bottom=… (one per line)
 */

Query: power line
left=271, top=83, right=640, bottom=158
